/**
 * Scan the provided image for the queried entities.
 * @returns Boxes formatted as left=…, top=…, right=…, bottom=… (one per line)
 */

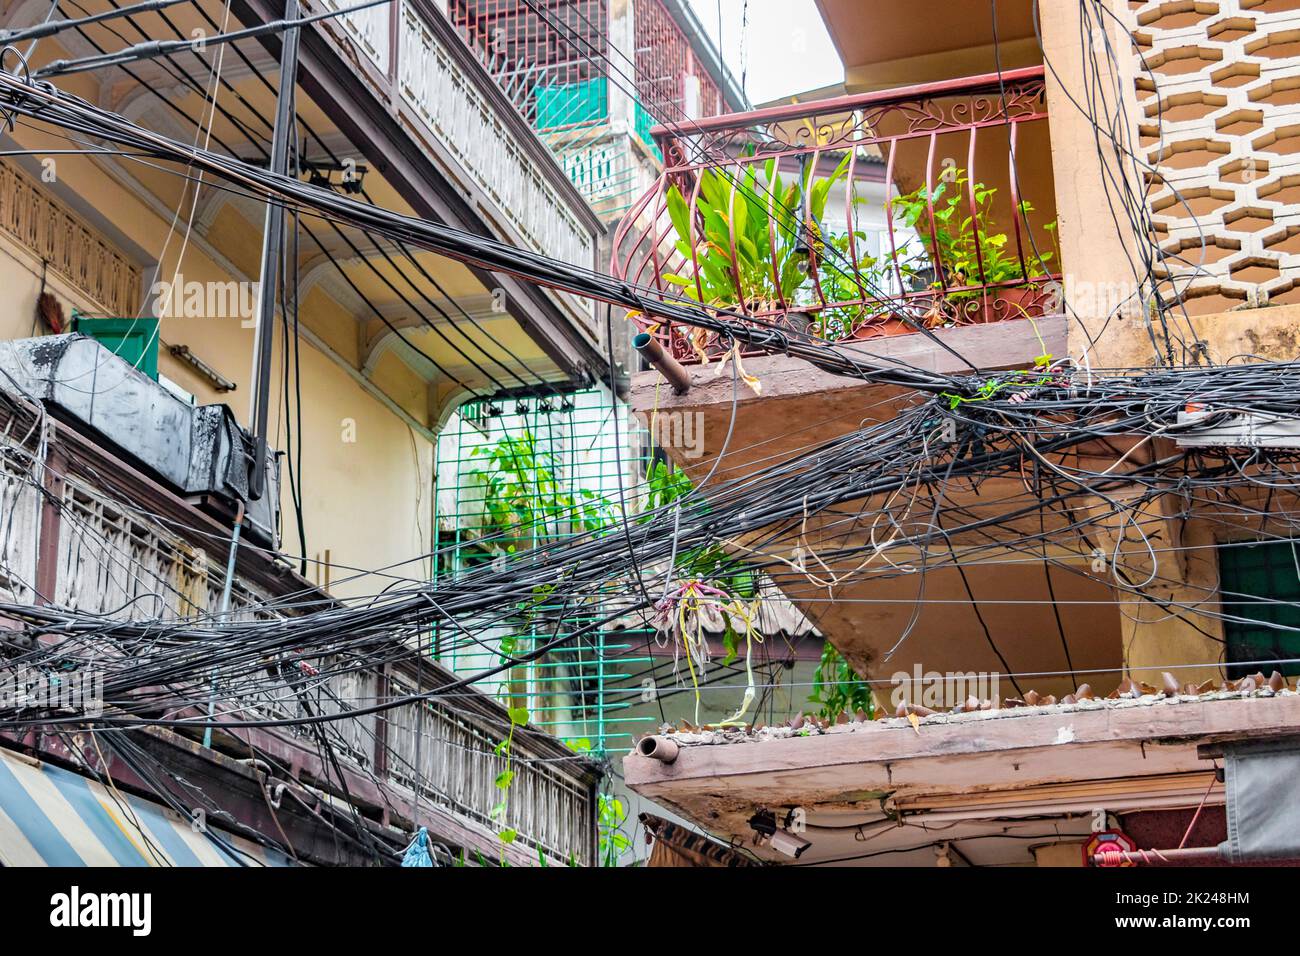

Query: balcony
left=612, top=66, right=1061, bottom=363
left=390, top=1, right=596, bottom=272
left=446, top=0, right=741, bottom=220
left=0, top=340, right=598, bottom=866
left=254, top=0, right=607, bottom=345
left=614, top=67, right=1094, bottom=710
left=312, top=0, right=598, bottom=271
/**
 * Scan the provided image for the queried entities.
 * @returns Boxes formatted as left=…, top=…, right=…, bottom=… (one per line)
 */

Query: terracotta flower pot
left=951, top=286, right=1046, bottom=325
left=848, top=316, right=913, bottom=341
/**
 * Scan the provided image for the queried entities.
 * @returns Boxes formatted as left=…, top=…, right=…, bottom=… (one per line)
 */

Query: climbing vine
left=567, top=737, right=634, bottom=866
left=467, top=430, right=613, bottom=560
left=490, top=703, right=530, bottom=857
left=808, top=640, right=873, bottom=720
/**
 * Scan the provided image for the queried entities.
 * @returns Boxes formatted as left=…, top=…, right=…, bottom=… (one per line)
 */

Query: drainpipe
left=633, top=333, right=691, bottom=396
left=204, top=501, right=245, bottom=750
left=636, top=735, right=679, bottom=764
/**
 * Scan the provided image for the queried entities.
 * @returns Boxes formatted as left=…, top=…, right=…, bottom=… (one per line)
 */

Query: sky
left=685, top=0, right=845, bottom=106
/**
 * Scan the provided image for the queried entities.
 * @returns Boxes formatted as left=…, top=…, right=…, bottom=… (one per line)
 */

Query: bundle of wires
left=0, top=37, right=1298, bottom=741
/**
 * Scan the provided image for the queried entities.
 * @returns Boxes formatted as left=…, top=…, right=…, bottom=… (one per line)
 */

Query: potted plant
left=804, top=231, right=940, bottom=341
left=891, top=168, right=1054, bottom=326
left=659, top=152, right=851, bottom=354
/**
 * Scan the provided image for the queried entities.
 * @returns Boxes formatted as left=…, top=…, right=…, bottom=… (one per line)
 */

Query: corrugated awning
left=0, top=746, right=295, bottom=867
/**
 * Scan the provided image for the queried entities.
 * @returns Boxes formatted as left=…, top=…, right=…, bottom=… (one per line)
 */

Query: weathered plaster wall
left=0, top=105, right=435, bottom=600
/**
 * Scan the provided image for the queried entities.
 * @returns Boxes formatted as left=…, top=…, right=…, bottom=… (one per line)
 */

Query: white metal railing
left=395, top=5, right=594, bottom=273
left=57, top=483, right=210, bottom=621
left=318, top=0, right=391, bottom=73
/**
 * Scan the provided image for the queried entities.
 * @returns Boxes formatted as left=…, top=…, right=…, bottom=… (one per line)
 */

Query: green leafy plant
left=468, top=431, right=612, bottom=558
left=643, top=458, right=693, bottom=513
left=660, top=154, right=850, bottom=320
left=490, top=703, right=531, bottom=858
left=565, top=737, right=634, bottom=867
left=891, top=168, right=1052, bottom=304
left=656, top=159, right=1055, bottom=341
left=597, top=793, right=632, bottom=866
left=808, top=229, right=928, bottom=340
left=811, top=231, right=874, bottom=340
left=807, top=640, right=872, bottom=720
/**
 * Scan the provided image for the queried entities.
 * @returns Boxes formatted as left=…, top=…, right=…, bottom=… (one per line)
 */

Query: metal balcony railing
left=0, top=400, right=598, bottom=865
left=308, top=0, right=599, bottom=320
left=612, top=66, right=1062, bottom=363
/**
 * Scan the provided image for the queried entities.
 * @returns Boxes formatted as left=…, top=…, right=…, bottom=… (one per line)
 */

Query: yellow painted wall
left=0, top=130, right=435, bottom=601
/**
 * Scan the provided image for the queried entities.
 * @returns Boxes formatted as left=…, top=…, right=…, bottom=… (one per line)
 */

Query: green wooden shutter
left=74, top=316, right=161, bottom=381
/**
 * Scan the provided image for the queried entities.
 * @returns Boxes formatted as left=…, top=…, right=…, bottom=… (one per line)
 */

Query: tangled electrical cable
left=0, top=45, right=1299, bottom=762
left=3, top=351, right=1300, bottom=732
left=0, top=63, right=958, bottom=395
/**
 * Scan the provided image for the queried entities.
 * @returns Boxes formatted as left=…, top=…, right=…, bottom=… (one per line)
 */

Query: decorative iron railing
left=0, top=406, right=598, bottom=865
left=612, top=66, right=1063, bottom=363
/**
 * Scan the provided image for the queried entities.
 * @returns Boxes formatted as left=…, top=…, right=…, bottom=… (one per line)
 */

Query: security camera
left=769, top=827, right=812, bottom=859
left=748, top=808, right=812, bottom=859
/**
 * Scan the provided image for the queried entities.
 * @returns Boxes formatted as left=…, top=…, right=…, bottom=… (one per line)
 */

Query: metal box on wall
left=0, top=334, right=281, bottom=549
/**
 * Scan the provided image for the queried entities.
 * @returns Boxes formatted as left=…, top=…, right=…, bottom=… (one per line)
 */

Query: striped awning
left=0, top=746, right=295, bottom=867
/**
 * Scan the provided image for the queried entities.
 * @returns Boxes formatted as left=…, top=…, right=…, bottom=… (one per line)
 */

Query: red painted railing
left=611, top=66, right=1062, bottom=363
left=448, top=0, right=727, bottom=134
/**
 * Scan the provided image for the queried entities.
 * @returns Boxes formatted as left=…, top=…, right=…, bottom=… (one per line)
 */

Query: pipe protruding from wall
left=633, top=332, right=691, bottom=396
left=636, top=735, right=679, bottom=764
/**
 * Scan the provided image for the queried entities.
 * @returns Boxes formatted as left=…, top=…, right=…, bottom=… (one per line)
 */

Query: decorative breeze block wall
left=1126, top=0, right=1300, bottom=314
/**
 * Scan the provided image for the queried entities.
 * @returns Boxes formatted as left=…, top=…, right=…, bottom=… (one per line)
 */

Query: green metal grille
left=432, top=387, right=656, bottom=756
left=1218, top=539, right=1300, bottom=678
left=534, top=78, right=609, bottom=131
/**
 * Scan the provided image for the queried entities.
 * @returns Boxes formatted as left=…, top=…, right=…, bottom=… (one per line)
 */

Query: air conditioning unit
left=0, top=334, right=280, bottom=548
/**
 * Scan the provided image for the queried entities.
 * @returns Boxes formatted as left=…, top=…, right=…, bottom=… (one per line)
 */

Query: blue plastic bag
left=401, top=827, right=433, bottom=867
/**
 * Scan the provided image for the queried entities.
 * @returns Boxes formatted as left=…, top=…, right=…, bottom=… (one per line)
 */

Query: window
left=1217, top=539, right=1300, bottom=678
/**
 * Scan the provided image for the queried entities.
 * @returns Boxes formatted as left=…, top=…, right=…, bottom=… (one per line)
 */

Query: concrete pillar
left=608, top=0, right=636, bottom=135
left=1118, top=519, right=1224, bottom=689
left=1081, top=481, right=1224, bottom=688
